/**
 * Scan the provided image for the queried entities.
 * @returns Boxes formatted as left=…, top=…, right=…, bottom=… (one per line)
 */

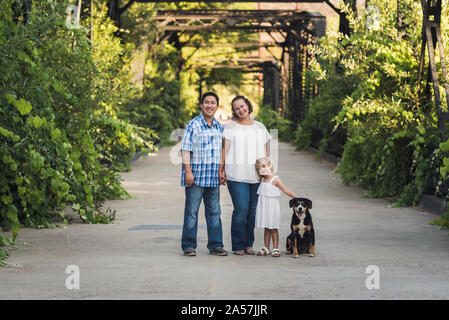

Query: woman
left=220, top=96, right=271, bottom=255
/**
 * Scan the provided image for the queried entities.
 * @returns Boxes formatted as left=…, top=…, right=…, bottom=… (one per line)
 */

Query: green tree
left=294, top=0, right=449, bottom=218
left=0, top=0, right=157, bottom=262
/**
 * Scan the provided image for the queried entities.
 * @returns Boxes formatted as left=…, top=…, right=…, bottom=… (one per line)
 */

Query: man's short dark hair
left=201, top=92, right=219, bottom=105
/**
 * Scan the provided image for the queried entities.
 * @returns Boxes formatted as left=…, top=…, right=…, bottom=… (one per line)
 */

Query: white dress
left=255, top=175, right=281, bottom=229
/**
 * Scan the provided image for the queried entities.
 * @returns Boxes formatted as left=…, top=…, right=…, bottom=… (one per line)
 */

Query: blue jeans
left=181, top=185, right=224, bottom=252
left=227, top=180, right=260, bottom=251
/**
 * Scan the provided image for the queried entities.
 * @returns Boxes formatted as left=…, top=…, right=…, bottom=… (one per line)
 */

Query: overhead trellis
left=153, top=9, right=325, bottom=32
left=150, top=8, right=325, bottom=123
left=96, top=0, right=449, bottom=136
left=104, top=0, right=352, bottom=36
left=10, top=1, right=448, bottom=133
left=25, top=0, right=352, bottom=123
left=107, top=1, right=353, bottom=122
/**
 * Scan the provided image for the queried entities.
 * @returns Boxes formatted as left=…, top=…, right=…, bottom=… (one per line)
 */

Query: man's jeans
left=181, top=185, right=224, bottom=252
left=227, top=180, right=260, bottom=252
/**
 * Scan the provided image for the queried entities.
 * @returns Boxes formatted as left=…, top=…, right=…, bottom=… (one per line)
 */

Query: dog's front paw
left=293, top=254, right=299, bottom=258
left=308, top=253, right=315, bottom=257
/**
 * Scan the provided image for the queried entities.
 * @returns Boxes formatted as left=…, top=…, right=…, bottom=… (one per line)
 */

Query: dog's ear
left=306, top=198, right=312, bottom=209
left=289, top=198, right=297, bottom=208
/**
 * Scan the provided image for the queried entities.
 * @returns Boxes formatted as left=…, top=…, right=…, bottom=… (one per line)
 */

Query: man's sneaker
left=183, top=248, right=196, bottom=256
left=210, top=247, right=228, bottom=256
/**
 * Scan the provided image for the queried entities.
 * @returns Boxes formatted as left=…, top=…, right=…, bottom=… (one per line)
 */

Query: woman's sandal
left=257, top=247, right=270, bottom=256
left=272, top=248, right=281, bottom=257
left=244, top=247, right=255, bottom=255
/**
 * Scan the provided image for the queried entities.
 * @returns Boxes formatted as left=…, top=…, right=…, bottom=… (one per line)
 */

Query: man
left=180, top=92, right=228, bottom=256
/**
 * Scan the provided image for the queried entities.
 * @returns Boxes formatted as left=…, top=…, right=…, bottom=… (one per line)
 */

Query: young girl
left=255, top=157, right=298, bottom=257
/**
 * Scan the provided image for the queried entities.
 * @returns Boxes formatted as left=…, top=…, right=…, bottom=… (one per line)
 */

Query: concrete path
left=1, top=142, right=449, bottom=299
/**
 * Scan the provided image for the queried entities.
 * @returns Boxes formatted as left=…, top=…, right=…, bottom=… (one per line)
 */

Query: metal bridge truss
left=10, top=1, right=449, bottom=138
left=152, top=9, right=325, bottom=124
left=418, top=0, right=449, bottom=141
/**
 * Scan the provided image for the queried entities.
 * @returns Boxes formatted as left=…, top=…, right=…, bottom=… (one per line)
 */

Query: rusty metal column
left=281, top=46, right=289, bottom=117
left=12, top=0, right=32, bottom=24
left=304, top=32, right=313, bottom=120
left=338, top=0, right=356, bottom=36
left=107, top=0, right=120, bottom=28
left=262, top=62, right=273, bottom=109
left=287, top=22, right=307, bottom=127
left=298, top=29, right=305, bottom=123
left=273, top=62, right=280, bottom=112
left=288, top=29, right=301, bottom=127
left=397, top=0, right=403, bottom=39
left=418, top=0, right=449, bottom=141
left=262, top=62, right=280, bottom=111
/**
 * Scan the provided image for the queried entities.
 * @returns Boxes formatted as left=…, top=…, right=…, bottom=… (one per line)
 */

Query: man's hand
left=219, top=168, right=227, bottom=185
left=185, top=170, right=194, bottom=186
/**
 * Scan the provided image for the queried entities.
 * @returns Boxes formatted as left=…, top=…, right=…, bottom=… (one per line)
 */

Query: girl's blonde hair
left=255, top=157, right=276, bottom=182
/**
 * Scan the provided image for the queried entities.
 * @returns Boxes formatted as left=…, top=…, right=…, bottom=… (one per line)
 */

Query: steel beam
left=262, top=62, right=281, bottom=111
left=418, top=0, right=449, bottom=141
left=153, top=9, right=325, bottom=35
left=135, top=0, right=325, bottom=2
left=153, top=9, right=323, bottom=125
left=180, top=42, right=278, bottom=48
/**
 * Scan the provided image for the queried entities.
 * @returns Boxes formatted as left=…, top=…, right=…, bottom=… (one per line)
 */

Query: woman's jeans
left=227, top=180, right=260, bottom=251
left=181, top=185, right=224, bottom=252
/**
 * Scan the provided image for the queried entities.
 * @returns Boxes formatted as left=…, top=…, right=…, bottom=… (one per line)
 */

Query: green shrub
left=255, top=106, right=294, bottom=142
left=0, top=0, right=158, bottom=261
left=294, top=64, right=357, bottom=155
left=91, top=114, right=158, bottom=172
left=293, top=0, right=449, bottom=228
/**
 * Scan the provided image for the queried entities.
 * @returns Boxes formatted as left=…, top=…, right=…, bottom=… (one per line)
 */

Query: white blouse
left=223, top=120, right=271, bottom=183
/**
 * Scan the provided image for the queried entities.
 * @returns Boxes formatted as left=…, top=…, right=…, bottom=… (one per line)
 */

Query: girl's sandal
left=257, top=247, right=270, bottom=256
left=272, top=248, right=281, bottom=257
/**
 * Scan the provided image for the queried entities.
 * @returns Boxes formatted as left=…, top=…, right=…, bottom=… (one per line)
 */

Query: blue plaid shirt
left=181, top=113, right=224, bottom=187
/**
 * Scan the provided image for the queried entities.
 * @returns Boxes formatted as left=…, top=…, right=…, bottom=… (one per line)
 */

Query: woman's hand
left=219, top=168, right=227, bottom=185
left=185, top=170, right=194, bottom=186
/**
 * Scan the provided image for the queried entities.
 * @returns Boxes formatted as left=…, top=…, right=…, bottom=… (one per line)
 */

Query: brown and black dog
left=286, top=198, right=315, bottom=258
